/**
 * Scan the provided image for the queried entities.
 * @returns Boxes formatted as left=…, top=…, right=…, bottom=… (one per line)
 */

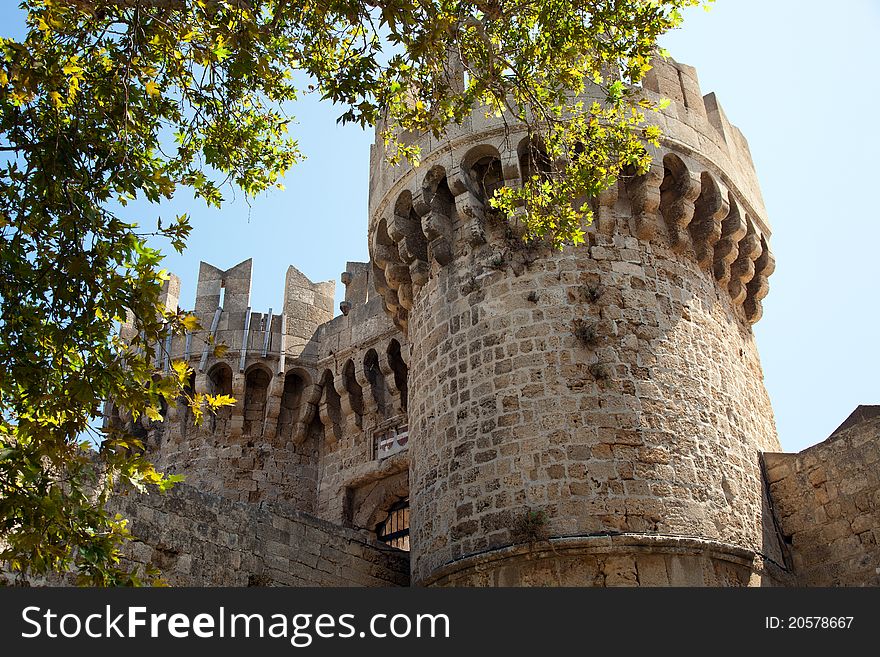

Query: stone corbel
left=728, top=217, right=762, bottom=306
left=377, top=350, right=404, bottom=417
left=744, top=237, right=775, bottom=324
left=354, top=359, right=380, bottom=420
left=660, top=165, right=700, bottom=253
left=227, top=371, right=246, bottom=438
left=334, top=373, right=363, bottom=432
left=690, top=173, right=728, bottom=270
left=387, top=208, right=429, bottom=287
left=317, top=389, right=342, bottom=445
left=261, top=373, right=284, bottom=441
left=448, top=166, right=486, bottom=246
left=713, top=194, right=747, bottom=288
left=292, top=384, right=322, bottom=445
left=625, top=160, right=664, bottom=240
left=418, top=199, right=453, bottom=267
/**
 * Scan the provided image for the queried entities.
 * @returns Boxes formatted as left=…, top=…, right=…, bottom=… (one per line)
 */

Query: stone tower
left=367, top=56, right=786, bottom=586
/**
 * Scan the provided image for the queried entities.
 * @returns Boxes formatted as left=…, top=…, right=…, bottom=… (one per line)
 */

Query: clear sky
left=1, top=1, right=877, bottom=453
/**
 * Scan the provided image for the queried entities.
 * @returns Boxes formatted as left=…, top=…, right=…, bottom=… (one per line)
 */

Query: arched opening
left=243, top=366, right=271, bottom=436
left=278, top=369, right=307, bottom=440
left=206, top=362, right=233, bottom=433
left=342, top=359, right=364, bottom=422
left=463, top=145, right=504, bottom=205
left=468, top=155, right=504, bottom=204
left=364, top=349, right=389, bottom=419
left=319, top=369, right=342, bottom=440
left=423, top=166, right=455, bottom=217
left=387, top=339, right=408, bottom=412
left=518, top=137, right=553, bottom=184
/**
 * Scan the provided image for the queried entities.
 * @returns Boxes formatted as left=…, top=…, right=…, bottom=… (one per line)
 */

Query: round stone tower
left=368, top=57, right=786, bottom=586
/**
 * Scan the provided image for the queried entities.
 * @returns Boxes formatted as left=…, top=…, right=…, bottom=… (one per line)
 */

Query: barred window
left=377, top=498, right=410, bottom=551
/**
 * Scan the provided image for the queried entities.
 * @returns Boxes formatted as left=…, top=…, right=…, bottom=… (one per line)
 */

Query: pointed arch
left=206, top=362, right=233, bottom=433
left=243, top=364, right=272, bottom=436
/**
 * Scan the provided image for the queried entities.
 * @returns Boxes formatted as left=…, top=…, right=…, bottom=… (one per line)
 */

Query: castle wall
left=129, top=261, right=336, bottom=509
left=83, top=54, right=880, bottom=589
left=113, top=484, right=409, bottom=587
left=764, top=407, right=880, bottom=586
left=123, top=254, right=413, bottom=546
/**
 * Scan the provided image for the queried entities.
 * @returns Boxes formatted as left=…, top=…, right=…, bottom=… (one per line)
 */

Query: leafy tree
left=0, top=0, right=700, bottom=584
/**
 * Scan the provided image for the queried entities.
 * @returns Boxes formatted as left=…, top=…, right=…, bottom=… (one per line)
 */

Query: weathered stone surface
left=110, top=485, right=409, bottom=587
left=765, top=407, right=880, bottom=586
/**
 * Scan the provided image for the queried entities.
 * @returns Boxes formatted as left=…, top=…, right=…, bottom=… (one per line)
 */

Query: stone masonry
left=84, top=55, right=880, bottom=587
left=113, top=485, right=409, bottom=587
left=764, top=407, right=880, bottom=586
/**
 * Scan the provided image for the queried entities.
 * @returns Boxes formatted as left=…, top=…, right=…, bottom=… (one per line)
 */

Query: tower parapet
left=368, top=56, right=785, bottom=586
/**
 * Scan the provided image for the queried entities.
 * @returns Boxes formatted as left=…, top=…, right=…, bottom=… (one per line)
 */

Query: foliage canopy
left=0, top=0, right=699, bottom=584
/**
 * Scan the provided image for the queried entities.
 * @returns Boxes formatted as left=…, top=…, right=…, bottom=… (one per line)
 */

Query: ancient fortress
left=105, top=57, right=879, bottom=587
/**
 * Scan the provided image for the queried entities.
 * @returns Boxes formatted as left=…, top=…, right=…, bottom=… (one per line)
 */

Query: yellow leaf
left=181, top=314, right=201, bottom=331
left=49, top=91, right=63, bottom=109
left=207, top=394, right=235, bottom=410
left=171, top=359, right=190, bottom=383
left=145, top=80, right=160, bottom=97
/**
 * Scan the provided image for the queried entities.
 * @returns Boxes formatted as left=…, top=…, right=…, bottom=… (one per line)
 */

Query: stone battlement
left=111, top=257, right=411, bottom=523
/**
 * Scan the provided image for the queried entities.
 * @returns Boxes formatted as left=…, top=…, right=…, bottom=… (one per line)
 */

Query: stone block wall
left=113, top=484, right=409, bottom=587
left=764, top=406, right=880, bottom=586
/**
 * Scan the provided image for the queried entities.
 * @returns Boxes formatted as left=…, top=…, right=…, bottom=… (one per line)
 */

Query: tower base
left=423, top=534, right=791, bottom=587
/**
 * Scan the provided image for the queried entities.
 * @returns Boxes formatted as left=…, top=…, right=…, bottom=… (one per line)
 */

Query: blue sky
left=1, top=1, right=877, bottom=453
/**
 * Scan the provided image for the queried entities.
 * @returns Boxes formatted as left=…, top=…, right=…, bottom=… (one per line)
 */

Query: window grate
left=377, top=498, right=410, bottom=551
